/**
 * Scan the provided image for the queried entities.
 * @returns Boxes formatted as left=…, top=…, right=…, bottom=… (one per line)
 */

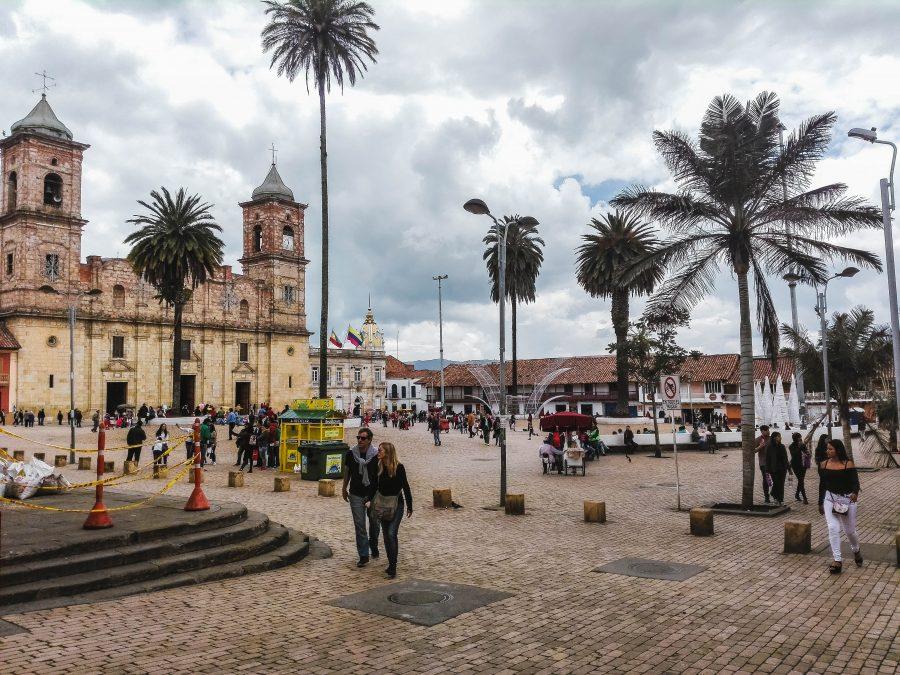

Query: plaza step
left=0, top=493, right=327, bottom=615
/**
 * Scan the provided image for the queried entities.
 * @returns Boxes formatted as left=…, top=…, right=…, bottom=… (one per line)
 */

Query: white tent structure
left=760, top=376, right=774, bottom=427
left=788, top=374, right=802, bottom=426
left=772, top=376, right=790, bottom=428
left=754, top=380, right=765, bottom=424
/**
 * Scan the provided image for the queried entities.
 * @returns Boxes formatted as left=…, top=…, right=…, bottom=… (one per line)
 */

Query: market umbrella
left=539, top=411, right=595, bottom=432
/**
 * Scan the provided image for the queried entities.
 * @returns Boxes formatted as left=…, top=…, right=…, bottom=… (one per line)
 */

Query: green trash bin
left=299, top=441, right=348, bottom=481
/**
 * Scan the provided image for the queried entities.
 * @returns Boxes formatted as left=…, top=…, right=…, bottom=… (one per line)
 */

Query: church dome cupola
left=10, top=94, right=73, bottom=141
left=251, top=162, right=294, bottom=202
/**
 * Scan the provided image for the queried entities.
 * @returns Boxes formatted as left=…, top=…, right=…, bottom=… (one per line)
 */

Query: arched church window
left=7, top=172, right=16, bottom=212
left=282, top=226, right=294, bottom=251
left=239, top=299, right=250, bottom=320
left=113, top=284, right=125, bottom=308
left=253, top=225, right=262, bottom=252
left=44, top=173, right=63, bottom=207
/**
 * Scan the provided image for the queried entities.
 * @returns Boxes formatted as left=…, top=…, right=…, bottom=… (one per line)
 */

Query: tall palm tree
left=125, top=187, right=224, bottom=413
left=612, top=92, right=882, bottom=507
left=262, top=0, right=379, bottom=398
left=483, top=216, right=545, bottom=401
left=782, top=307, right=889, bottom=458
left=575, top=209, right=663, bottom=417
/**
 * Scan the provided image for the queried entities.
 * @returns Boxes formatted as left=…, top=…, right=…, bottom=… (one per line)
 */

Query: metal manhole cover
left=630, top=561, right=677, bottom=575
left=593, top=557, right=706, bottom=581
left=388, top=590, right=453, bottom=606
left=657, top=482, right=677, bottom=487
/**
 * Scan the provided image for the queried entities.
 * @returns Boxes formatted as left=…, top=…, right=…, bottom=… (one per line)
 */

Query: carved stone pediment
left=101, top=359, right=134, bottom=374
left=232, top=362, right=256, bottom=375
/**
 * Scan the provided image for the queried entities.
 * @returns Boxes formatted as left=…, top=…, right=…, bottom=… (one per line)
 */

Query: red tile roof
left=385, top=355, right=415, bottom=379
left=680, top=354, right=739, bottom=382
left=749, top=356, right=795, bottom=384
left=0, top=322, right=21, bottom=350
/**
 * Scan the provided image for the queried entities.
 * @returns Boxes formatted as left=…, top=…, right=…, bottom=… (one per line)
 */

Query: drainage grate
left=388, top=590, right=452, bottom=606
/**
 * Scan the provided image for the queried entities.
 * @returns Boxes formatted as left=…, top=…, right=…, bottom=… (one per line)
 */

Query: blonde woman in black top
left=372, top=442, right=413, bottom=579
left=818, top=439, right=862, bottom=574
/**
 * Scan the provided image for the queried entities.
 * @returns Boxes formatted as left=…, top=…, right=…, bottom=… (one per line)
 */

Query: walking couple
left=342, top=428, right=413, bottom=579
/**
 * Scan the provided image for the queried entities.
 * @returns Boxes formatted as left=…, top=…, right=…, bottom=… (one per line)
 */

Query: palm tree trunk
left=737, top=271, right=756, bottom=508
left=317, top=78, right=329, bottom=399
left=611, top=288, right=630, bottom=417
left=838, top=398, right=854, bottom=460
left=511, top=296, right=518, bottom=411
left=172, top=302, right=183, bottom=414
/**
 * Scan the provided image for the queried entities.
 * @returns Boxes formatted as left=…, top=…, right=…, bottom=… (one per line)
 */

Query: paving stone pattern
left=1, top=423, right=898, bottom=674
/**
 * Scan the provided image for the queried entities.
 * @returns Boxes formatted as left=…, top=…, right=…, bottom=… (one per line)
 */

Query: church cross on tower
left=269, top=142, right=277, bottom=165
left=33, top=70, right=56, bottom=96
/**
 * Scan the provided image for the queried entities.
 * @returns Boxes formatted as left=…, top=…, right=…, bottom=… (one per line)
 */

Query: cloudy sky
left=2, top=0, right=899, bottom=363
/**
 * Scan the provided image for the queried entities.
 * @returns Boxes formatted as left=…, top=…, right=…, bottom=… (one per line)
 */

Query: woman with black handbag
left=818, top=439, right=862, bottom=574
left=370, top=442, right=412, bottom=579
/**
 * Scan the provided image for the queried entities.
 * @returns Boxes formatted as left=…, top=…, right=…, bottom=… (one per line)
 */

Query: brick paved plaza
left=1, top=422, right=898, bottom=674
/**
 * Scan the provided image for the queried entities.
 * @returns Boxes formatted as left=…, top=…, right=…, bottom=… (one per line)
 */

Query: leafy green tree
left=576, top=209, right=663, bottom=417
left=782, top=307, right=889, bottom=458
left=612, top=92, right=882, bottom=506
left=262, top=0, right=379, bottom=397
left=483, top=216, right=545, bottom=400
left=126, top=188, right=224, bottom=413
left=614, top=307, right=691, bottom=457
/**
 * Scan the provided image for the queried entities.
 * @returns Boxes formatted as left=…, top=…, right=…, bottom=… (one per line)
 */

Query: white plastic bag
left=7, top=458, right=54, bottom=500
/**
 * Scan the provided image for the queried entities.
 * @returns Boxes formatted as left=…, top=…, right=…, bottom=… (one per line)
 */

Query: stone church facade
left=0, top=94, right=313, bottom=414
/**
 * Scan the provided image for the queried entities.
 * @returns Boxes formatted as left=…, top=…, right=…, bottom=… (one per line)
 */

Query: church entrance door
left=106, top=382, right=127, bottom=414
left=179, top=375, right=196, bottom=413
left=234, top=381, right=251, bottom=413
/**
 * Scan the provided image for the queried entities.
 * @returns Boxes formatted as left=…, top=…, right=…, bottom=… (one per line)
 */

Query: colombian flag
left=329, top=330, right=343, bottom=348
left=346, top=325, right=363, bottom=347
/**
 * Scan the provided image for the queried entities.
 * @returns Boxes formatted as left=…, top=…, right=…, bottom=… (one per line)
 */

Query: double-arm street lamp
left=39, top=285, right=103, bottom=463
left=463, top=198, right=538, bottom=505
left=784, top=267, right=859, bottom=436
left=847, top=127, right=900, bottom=437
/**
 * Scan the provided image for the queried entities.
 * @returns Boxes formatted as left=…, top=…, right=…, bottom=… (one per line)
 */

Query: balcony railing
left=805, top=390, right=881, bottom=403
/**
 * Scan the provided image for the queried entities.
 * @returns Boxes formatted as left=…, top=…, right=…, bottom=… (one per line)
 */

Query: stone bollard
left=152, top=465, right=168, bottom=479
left=784, top=521, right=812, bottom=554
left=124, top=460, right=139, bottom=475
left=54, top=455, right=68, bottom=467
left=104, top=460, right=115, bottom=473
left=188, top=467, right=203, bottom=483
left=228, top=471, right=244, bottom=488
left=274, top=476, right=291, bottom=492
left=690, top=507, right=714, bottom=536
left=584, top=500, right=606, bottom=523
left=13, top=450, right=25, bottom=461
left=33, top=452, right=45, bottom=462
left=318, top=479, right=335, bottom=497
left=78, top=457, right=92, bottom=471
left=433, top=488, right=452, bottom=509
left=505, top=494, right=525, bottom=515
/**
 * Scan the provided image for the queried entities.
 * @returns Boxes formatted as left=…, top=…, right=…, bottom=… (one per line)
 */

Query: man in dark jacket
left=126, top=420, right=146, bottom=465
left=764, top=431, right=790, bottom=506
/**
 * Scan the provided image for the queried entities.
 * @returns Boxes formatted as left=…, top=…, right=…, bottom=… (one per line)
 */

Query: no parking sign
left=660, top=374, right=681, bottom=409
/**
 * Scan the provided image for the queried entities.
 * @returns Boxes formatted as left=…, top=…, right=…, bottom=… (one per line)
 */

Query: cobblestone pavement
left=1, top=422, right=898, bottom=674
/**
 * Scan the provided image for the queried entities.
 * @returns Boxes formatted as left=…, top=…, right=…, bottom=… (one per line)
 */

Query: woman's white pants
left=823, top=492, right=860, bottom=562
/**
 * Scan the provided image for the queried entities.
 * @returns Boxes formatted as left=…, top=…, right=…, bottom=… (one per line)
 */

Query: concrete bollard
left=78, top=457, right=92, bottom=471
left=54, top=455, right=68, bottom=467
left=274, top=476, right=291, bottom=492
left=124, top=460, right=139, bottom=475
left=13, top=450, right=25, bottom=461
left=318, top=479, right=335, bottom=497
left=187, top=467, right=203, bottom=483
left=152, top=465, right=168, bottom=479
left=104, top=460, right=115, bottom=473
left=784, top=521, right=812, bottom=554
left=33, top=452, right=45, bottom=462
left=690, top=507, right=714, bottom=536
left=505, top=493, right=525, bottom=515
left=433, top=488, right=452, bottom=509
left=584, top=500, right=606, bottom=523
left=228, top=471, right=244, bottom=488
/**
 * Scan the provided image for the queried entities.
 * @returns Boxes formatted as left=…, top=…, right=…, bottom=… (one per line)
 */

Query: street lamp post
left=847, top=127, right=900, bottom=438
left=779, top=123, right=807, bottom=421
left=790, top=267, right=858, bottom=436
left=463, top=198, right=538, bottom=506
left=432, top=274, right=448, bottom=413
left=39, top=285, right=102, bottom=463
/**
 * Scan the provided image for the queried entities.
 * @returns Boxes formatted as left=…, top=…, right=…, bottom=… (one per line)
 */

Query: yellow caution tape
left=0, top=427, right=192, bottom=453
left=0, top=463, right=193, bottom=513
left=40, top=453, right=194, bottom=491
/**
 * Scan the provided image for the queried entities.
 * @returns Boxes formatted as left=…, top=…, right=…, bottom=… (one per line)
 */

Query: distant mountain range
left=410, top=358, right=492, bottom=370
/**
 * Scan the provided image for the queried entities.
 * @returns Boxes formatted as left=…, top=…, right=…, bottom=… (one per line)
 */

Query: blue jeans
left=382, top=495, right=405, bottom=567
left=349, top=493, right=380, bottom=559
left=433, top=428, right=441, bottom=445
